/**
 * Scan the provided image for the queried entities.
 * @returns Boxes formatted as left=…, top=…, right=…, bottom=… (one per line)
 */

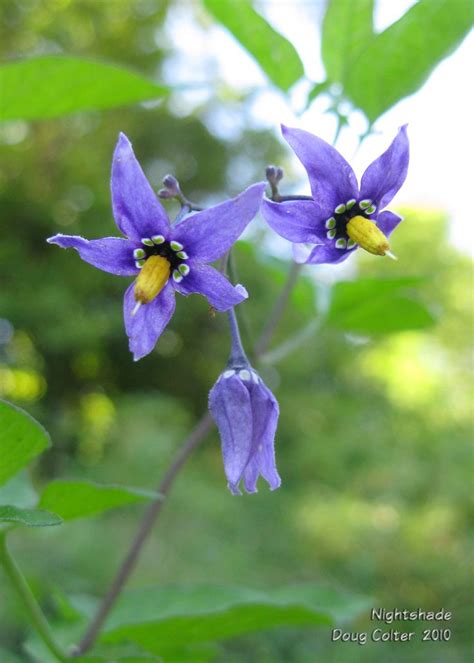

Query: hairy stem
left=75, top=259, right=302, bottom=656
left=0, top=533, right=68, bottom=662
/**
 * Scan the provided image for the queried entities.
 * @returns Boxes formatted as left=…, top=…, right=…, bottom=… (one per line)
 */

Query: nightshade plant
left=48, top=127, right=410, bottom=500
left=0, top=2, right=469, bottom=659
left=48, top=133, right=265, bottom=361
left=262, top=125, right=409, bottom=265
left=1, top=122, right=413, bottom=662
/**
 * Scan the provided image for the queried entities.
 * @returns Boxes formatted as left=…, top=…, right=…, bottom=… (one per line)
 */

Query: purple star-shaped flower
left=48, top=133, right=265, bottom=360
left=261, top=125, right=409, bottom=264
left=209, top=364, right=280, bottom=495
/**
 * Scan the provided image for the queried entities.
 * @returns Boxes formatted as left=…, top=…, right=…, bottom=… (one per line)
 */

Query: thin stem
left=272, top=194, right=313, bottom=203
left=227, top=307, right=248, bottom=365
left=260, top=318, right=322, bottom=365
left=254, top=261, right=303, bottom=357
left=73, top=412, right=214, bottom=657
left=0, top=533, right=68, bottom=662
left=228, top=251, right=254, bottom=350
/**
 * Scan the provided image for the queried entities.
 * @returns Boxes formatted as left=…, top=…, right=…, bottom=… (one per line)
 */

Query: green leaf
left=92, top=584, right=368, bottom=652
left=0, top=56, right=168, bottom=122
left=321, top=0, right=374, bottom=84
left=39, top=479, right=161, bottom=520
left=344, top=0, right=473, bottom=123
left=0, top=505, right=62, bottom=527
left=327, top=277, right=436, bottom=334
left=203, top=0, right=304, bottom=91
left=0, top=400, right=50, bottom=486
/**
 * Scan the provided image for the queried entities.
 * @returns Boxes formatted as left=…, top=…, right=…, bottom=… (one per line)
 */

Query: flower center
left=132, top=236, right=191, bottom=307
left=324, top=199, right=394, bottom=257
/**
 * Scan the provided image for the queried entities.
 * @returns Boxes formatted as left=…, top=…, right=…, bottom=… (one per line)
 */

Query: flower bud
left=162, top=174, right=181, bottom=196
left=265, top=164, right=284, bottom=185
left=209, top=365, right=280, bottom=494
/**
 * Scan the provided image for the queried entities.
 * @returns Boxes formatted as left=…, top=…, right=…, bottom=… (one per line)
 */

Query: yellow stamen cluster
left=346, top=215, right=391, bottom=257
left=134, top=255, right=170, bottom=304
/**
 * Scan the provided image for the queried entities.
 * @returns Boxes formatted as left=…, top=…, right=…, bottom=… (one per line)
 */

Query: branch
left=72, top=412, right=213, bottom=656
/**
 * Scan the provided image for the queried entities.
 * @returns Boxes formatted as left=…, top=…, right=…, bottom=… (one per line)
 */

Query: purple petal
left=123, top=281, right=176, bottom=361
left=360, top=125, right=409, bottom=210
left=171, top=182, right=265, bottom=263
left=47, top=234, right=137, bottom=276
left=282, top=125, right=358, bottom=212
left=111, top=133, right=170, bottom=241
left=306, top=243, right=356, bottom=265
left=173, top=262, right=247, bottom=311
left=209, top=375, right=253, bottom=494
left=260, top=199, right=326, bottom=243
left=376, top=210, right=403, bottom=238
left=243, top=381, right=280, bottom=493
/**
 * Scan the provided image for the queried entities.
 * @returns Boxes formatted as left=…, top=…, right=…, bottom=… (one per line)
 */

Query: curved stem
left=73, top=412, right=213, bottom=657
left=254, top=261, right=303, bottom=357
left=0, top=533, right=68, bottom=662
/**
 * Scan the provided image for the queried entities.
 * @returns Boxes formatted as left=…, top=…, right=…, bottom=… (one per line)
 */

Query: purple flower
left=48, top=133, right=265, bottom=360
left=209, top=364, right=281, bottom=495
left=261, top=125, right=409, bottom=264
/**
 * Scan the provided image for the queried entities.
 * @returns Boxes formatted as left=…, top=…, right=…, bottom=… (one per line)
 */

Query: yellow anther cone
left=134, top=255, right=171, bottom=305
left=346, top=215, right=392, bottom=257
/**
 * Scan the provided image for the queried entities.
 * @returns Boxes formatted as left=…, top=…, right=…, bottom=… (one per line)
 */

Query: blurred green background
left=0, top=1, right=472, bottom=662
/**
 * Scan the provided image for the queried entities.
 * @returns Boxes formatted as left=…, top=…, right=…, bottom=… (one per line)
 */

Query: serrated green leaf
left=0, top=56, right=168, bottom=122
left=327, top=277, right=435, bottom=334
left=321, top=0, right=374, bottom=83
left=0, top=505, right=62, bottom=527
left=92, top=584, right=368, bottom=652
left=203, top=0, right=304, bottom=91
left=344, top=0, right=473, bottom=123
left=0, top=400, right=50, bottom=486
left=38, top=480, right=162, bottom=520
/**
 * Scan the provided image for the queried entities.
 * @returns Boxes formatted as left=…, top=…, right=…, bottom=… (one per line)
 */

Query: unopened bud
left=265, top=165, right=284, bottom=185
left=162, top=174, right=181, bottom=196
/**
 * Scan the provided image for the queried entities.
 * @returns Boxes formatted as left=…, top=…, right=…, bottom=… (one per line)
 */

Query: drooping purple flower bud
left=209, top=363, right=281, bottom=495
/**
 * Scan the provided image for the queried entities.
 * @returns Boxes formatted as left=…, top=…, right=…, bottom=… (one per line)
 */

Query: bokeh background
left=0, top=1, right=472, bottom=662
